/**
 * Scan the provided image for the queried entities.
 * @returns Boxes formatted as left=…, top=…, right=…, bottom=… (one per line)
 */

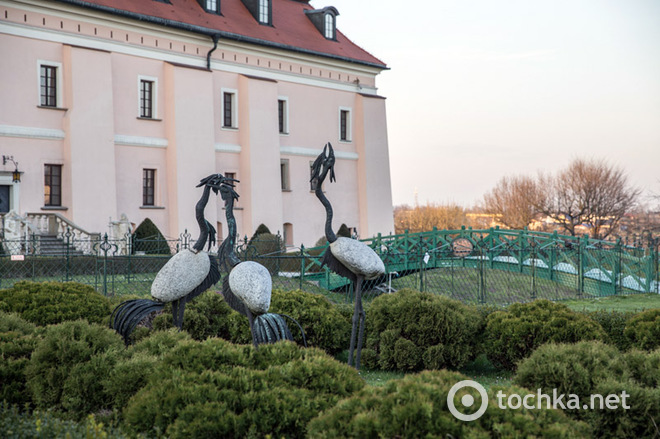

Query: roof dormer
left=240, top=0, right=272, bottom=25
left=197, top=0, right=221, bottom=15
left=305, top=6, right=339, bottom=41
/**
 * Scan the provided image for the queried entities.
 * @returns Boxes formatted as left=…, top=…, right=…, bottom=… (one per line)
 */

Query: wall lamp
left=2, top=155, right=21, bottom=183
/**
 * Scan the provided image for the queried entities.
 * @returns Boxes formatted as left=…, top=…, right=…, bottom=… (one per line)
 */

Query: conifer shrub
left=307, top=370, right=590, bottom=438
left=180, top=291, right=251, bottom=343
left=515, top=341, right=660, bottom=436
left=624, top=308, right=660, bottom=351
left=0, top=312, right=41, bottom=405
left=25, top=320, right=123, bottom=417
left=361, top=289, right=483, bottom=371
left=0, top=281, right=111, bottom=326
left=586, top=310, right=635, bottom=351
left=269, top=289, right=350, bottom=355
left=132, top=218, right=171, bottom=255
left=252, top=223, right=272, bottom=237
left=123, top=338, right=364, bottom=438
left=484, top=299, right=605, bottom=370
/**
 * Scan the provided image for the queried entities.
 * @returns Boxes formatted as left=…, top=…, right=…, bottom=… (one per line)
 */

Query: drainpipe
left=207, top=34, right=220, bottom=70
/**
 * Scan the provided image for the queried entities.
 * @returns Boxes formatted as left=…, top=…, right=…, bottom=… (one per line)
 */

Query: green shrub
left=591, top=378, right=660, bottom=439
left=484, top=299, right=605, bottom=370
left=123, top=338, right=364, bottom=438
left=132, top=217, right=171, bottom=255
left=182, top=291, right=251, bottom=343
left=307, top=370, right=590, bottom=438
left=337, top=223, right=351, bottom=238
left=361, top=289, right=483, bottom=371
left=0, top=281, right=111, bottom=326
left=25, top=320, right=123, bottom=417
left=515, top=341, right=660, bottom=435
left=514, top=341, right=620, bottom=419
left=0, top=312, right=41, bottom=405
left=252, top=223, right=272, bottom=237
left=0, top=403, right=130, bottom=439
left=586, top=310, right=635, bottom=351
left=624, top=308, right=660, bottom=351
left=270, top=289, right=350, bottom=355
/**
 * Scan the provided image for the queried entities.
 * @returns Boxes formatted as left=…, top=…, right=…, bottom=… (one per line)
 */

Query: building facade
left=0, top=0, right=394, bottom=248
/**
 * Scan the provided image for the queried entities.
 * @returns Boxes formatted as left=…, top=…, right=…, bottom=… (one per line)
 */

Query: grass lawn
left=563, top=293, right=660, bottom=312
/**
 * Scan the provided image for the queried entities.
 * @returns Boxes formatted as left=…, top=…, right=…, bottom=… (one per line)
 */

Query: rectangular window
left=222, top=91, right=237, bottom=128
left=339, top=108, right=351, bottom=141
left=143, top=169, right=155, bottom=206
left=278, top=98, right=288, bottom=134
left=40, top=65, right=57, bottom=107
left=258, top=0, right=269, bottom=24
left=44, top=164, right=62, bottom=206
left=140, top=80, right=154, bottom=118
left=280, top=159, right=290, bottom=191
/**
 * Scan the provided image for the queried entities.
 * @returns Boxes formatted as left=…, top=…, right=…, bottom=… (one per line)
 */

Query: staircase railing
left=26, top=212, right=100, bottom=255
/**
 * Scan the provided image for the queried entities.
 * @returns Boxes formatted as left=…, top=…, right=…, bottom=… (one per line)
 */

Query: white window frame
left=280, top=158, right=290, bottom=191
left=258, top=0, right=269, bottom=24
left=278, top=96, right=289, bottom=135
left=137, top=75, right=159, bottom=119
left=221, top=88, right=239, bottom=129
left=324, top=14, right=334, bottom=39
left=37, top=60, right=63, bottom=108
left=206, top=0, right=218, bottom=13
left=338, top=106, right=352, bottom=143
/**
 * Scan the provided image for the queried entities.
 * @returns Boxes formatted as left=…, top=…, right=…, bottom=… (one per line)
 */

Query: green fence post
left=614, top=237, right=622, bottom=296
left=530, top=242, right=537, bottom=300
left=478, top=238, right=485, bottom=305
left=65, top=227, right=71, bottom=282
left=299, top=244, right=305, bottom=291
left=577, top=236, right=584, bottom=296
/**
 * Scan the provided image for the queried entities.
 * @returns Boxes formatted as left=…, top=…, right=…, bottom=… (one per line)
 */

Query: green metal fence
left=1, top=227, right=658, bottom=306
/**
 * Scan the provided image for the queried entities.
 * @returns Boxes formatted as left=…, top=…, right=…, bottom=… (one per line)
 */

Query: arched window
left=258, top=0, right=269, bottom=24
left=324, top=13, right=334, bottom=39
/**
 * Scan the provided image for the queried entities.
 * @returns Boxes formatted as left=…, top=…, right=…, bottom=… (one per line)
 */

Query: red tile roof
left=54, top=0, right=386, bottom=68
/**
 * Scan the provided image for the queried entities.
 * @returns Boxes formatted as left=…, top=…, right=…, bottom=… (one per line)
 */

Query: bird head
left=310, top=143, right=336, bottom=188
left=197, top=174, right=240, bottom=200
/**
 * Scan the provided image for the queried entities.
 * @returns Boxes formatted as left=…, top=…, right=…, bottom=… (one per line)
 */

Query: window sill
left=37, top=105, right=68, bottom=111
left=338, top=139, right=353, bottom=144
left=140, top=206, right=165, bottom=209
left=41, top=206, right=68, bottom=211
left=136, top=117, right=162, bottom=122
left=279, top=132, right=290, bottom=136
left=222, top=206, right=243, bottom=210
left=282, top=189, right=292, bottom=192
left=221, top=126, right=238, bottom=131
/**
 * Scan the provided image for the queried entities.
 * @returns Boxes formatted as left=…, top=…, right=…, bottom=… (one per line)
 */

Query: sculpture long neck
left=193, top=185, right=211, bottom=252
left=222, top=196, right=241, bottom=267
left=315, top=180, right=337, bottom=243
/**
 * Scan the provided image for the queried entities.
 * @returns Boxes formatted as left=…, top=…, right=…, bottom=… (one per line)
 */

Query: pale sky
left=320, top=0, right=660, bottom=208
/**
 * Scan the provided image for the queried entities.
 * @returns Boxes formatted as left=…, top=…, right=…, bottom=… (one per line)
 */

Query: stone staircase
left=37, top=234, right=85, bottom=256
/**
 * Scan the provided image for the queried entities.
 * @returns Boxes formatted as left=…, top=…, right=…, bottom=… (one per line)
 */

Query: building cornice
left=0, top=124, right=65, bottom=140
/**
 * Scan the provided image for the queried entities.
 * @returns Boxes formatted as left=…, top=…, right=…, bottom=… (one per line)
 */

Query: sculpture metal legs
left=348, top=276, right=365, bottom=370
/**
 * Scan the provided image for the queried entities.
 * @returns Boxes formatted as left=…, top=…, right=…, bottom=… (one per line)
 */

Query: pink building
left=0, top=0, right=394, bottom=248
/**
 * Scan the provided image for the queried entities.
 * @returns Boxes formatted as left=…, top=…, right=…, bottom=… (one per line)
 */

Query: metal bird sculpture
left=110, top=174, right=231, bottom=343
left=311, top=143, right=385, bottom=369
left=216, top=179, right=306, bottom=348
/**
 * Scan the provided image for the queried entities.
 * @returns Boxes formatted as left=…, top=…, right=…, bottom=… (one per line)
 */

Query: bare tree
left=536, top=158, right=640, bottom=239
left=394, top=202, right=467, bottom=234
left=482, top=175, right=540, bottom=230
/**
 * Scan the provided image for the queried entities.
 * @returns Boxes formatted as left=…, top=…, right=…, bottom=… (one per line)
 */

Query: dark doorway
left=0, top=185, right=10, bottom=214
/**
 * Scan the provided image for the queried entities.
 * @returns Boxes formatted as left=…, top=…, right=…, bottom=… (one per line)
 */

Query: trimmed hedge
left=25, top=320, right=124, bottom=417
left=0, top=312, right=41, bottom=406
left=484, top=299, right=605, bottom=370
left=132, top=218, right=171, bottom=255
left=515, top=341, right=660, bottom=437
left=586, top=310, right=635, bottom=351
left=361, top=289, right=483, bottom=371
left=0, top=281, right=111, bottom=326
left=624, top=308, right=660, bottom=351
left=269, top=289, right=350, bottom=355
left=123, top=339, right=364, bottom=438
left=308, top=370, right=590, bottom=438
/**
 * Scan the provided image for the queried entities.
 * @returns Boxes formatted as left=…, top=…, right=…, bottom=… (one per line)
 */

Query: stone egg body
left=229, top=261, right=272, bottom=314
left=330, top=237, right=385, bottom=280
left=151, top=249, right=210, bottom=302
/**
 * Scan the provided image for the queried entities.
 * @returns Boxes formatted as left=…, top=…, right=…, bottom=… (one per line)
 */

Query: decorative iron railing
left=0, top=227, right=657, bottom=306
